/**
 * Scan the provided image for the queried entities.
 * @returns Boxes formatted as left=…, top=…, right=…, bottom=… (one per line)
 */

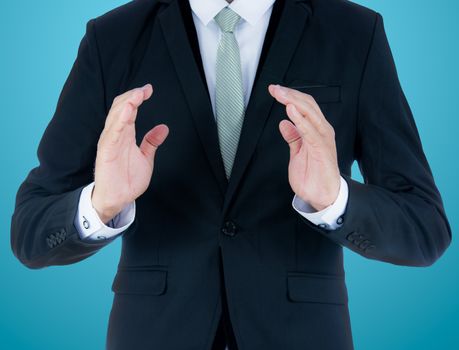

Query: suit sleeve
left=10, top=19, right=137, bottom=269
left=298, top=13, right=451, bottom=267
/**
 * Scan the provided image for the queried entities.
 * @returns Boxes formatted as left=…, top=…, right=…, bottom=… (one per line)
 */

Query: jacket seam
left=354, top=11, right=379, bottom=155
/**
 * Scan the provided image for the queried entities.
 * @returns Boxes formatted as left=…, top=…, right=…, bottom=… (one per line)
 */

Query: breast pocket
left=285, top=83, right=341, bottom=104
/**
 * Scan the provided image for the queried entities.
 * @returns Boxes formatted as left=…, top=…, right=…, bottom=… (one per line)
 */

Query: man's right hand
left=91, top=84, right=169, bottom=224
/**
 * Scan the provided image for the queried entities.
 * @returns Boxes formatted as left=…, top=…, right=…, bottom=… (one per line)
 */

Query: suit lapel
left=158, top=0, right=312, bottom=211
left=158, top=0, right=229, bottom=196
left=222, top=0, right=312, bottom=216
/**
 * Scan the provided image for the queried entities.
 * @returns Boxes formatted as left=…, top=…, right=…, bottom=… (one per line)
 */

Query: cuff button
left=318, top=223, right=328, bottom=229
left=365, top=244, right=376, bottom=253
left=336, top=216, right=344, bottom=225
left=82, top=216, right=90, bottom=229
left=359, top=240, right=371, bottom=250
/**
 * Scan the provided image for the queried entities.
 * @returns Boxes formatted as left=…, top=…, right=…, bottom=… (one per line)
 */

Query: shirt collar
left=189, top=0, right=276, bottom=27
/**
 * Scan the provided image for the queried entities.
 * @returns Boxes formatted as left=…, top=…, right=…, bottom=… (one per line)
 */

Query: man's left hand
left=268, top=84, right=341, bottom=211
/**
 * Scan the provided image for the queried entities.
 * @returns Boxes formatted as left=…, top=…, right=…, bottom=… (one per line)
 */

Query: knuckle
left=327, top=125, right=336, bottom=137
left=144, top=136, right=157, bottom=149
left=289, top=89, right=300, bottom=100
left=103, top=113, right=112, bottom=126
left=304, top=94, right=315, bottom=103
left=96, top=137, right=105, bottom=150
left=319, top=124, right=327, bottom=135
left=113, top=94, right=122, bottom=105
left=99, top=127, right=107, bottom=139
left=122, top=102, right=134, bottom=114
left=107, top=133, right=119, bottom=145
left=129, top=88, right=142, bottom=99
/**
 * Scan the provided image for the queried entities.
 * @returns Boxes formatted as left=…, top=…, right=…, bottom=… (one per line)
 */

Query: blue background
left=1, top=0, right=457, bottom=349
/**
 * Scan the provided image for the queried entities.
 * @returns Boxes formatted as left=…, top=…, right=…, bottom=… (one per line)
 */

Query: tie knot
left=214, top=7, right=241, bottom=33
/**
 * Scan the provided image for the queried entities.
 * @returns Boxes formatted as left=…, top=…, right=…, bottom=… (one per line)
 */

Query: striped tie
left=214, top=7, right=245, bottom=179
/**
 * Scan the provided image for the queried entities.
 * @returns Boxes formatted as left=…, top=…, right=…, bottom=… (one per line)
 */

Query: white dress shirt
left=74, top=0, right=349, bottom=241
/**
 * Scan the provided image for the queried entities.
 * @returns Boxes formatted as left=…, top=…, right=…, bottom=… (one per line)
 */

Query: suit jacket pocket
left=287, top=272, right=348, bottom=304
left=111, top=266, right=168, bottom=295
left=286, top=83, right=341, bottom=104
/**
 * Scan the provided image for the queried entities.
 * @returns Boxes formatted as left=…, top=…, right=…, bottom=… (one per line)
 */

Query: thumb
left=140, top=124, right=169, bottom=164
left=279, top=119, right=302, bottom=155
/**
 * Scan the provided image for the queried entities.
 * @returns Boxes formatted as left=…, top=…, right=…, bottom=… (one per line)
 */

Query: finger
left=140, top=124, right=170, bottom=164
left=286, top=104, right=322, bottom=147
left=279, top=119, right=302, bottom=155
left=102, top=103, right=135, bottom=145
left=108, top=84, right=152, bottom=125
left=102, top=84, right=149, bottom=144
left=291, top=98, right=330, bottom=137
left=104, top=84, right=153, bottom=144
left=279, top=88, right=329, bottom=135
left=277, top=85, right=322, bottom=114
left=269, top=84, right=320, bottom=114
left=105, top=84, right=153, bottom=129
left=113, top=83, right=153, bottom=109
left=269, top=84, right=330, bottom=135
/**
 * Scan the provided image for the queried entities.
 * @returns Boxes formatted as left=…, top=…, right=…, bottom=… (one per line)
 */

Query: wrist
left=305, top=177, right=341, bottom=212
left=309, top=201, right=331, bottom=212
left=308, top=196, right=337, bottom=212
left=91, top=187, right=123, bottom=224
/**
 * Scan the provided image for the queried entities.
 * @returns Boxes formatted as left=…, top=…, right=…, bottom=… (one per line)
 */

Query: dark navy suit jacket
left=11, top=0, right=451, bottom=349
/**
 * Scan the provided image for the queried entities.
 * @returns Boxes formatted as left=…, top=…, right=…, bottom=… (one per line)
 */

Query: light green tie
left=214, top=7, right=245, bottom=179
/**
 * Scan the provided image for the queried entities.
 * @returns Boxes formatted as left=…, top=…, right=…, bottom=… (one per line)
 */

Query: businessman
left=11, top=0, right=451, bottom=349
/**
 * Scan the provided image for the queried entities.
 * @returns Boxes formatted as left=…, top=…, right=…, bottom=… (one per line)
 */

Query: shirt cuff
left=74, top=182, right=136, bottom=241
left=292, top=176, right=348, bottom=230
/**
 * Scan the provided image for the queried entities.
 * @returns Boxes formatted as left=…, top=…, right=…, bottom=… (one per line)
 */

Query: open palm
left=92, top=84, right=169, bottom=223
left=269, top=85, right=341, bottom=211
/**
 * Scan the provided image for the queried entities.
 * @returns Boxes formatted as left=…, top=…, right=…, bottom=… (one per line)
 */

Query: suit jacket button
left=336, top=216, right=344, bottom=225
left=222, top=221, right=237, bottom=237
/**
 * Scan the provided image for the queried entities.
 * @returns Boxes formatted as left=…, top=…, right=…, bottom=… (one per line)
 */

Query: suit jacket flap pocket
left=112, top=268, right=167, bottom=295
left=287, top=272, right=348, bottom=304
left=286, top=84, right=341, bottom=104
